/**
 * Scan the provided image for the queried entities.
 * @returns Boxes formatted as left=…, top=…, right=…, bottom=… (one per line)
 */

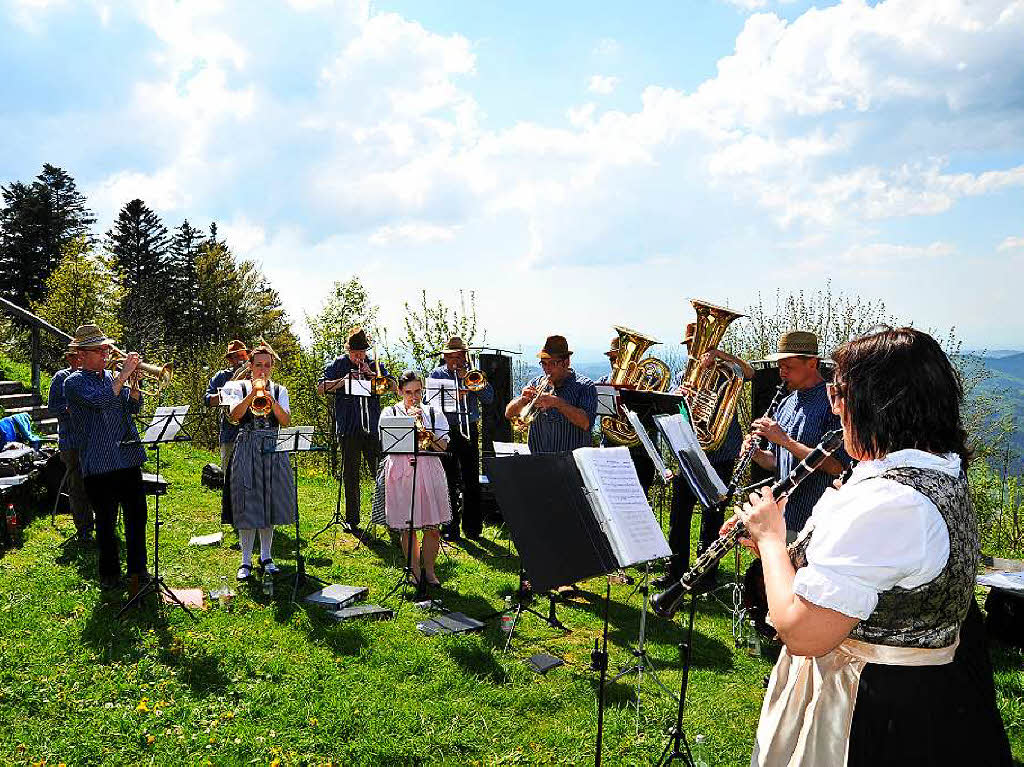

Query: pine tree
left=0, top=165, right=95, bottom=306
left=106, top=199, right=171, bottom=353
left=164, top=219, right=204, bottom=350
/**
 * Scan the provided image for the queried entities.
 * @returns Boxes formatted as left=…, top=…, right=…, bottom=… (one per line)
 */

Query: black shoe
left=99, top=575, right=121, bottom=591
left=465, top=530, right=482, bottom=542
left=77, top=529, right=95, bottom=545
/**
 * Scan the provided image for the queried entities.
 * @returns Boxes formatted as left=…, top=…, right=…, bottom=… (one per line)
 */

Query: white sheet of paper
left=655, top=413, right=728, bottom=503
left=492, top=441, right=531, bottom=456
left=142, top=406, right=189, bottom=444
left=624, top=408, right=670, bottom=484
left=574, top=446, right=671, bottom=567
left=425, top=379, right=461, bottom=412
left=379, top=415, right=415, bottom=454
left=595, top=385, right=618, bottom=417
left=977, top=571, right=1024, bottom=592
left=273, top=426, right=314, bottom=452
left=219, top=381, right=244, bottom=408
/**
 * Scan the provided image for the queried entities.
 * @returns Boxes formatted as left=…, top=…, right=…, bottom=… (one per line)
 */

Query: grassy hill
left=0, top=448, right=1021, bottom=765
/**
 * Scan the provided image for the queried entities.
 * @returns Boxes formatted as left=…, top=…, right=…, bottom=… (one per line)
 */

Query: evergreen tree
left=0, top=165, right=95, bottom=305
left=164, top=219, right=204, bottom=350
left=106, top=199, right=171, bottom=353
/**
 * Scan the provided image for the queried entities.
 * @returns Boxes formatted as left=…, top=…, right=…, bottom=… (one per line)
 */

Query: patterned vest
left=789, top=467, right=978, bottom=649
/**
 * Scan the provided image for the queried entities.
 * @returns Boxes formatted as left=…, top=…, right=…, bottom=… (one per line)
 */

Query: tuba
left=682, top=299, right=746, bottom=452
left=600, top=326, right=671, bottom=446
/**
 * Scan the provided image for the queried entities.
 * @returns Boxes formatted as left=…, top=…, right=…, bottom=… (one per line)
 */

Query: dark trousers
left=668, top=459, right=735, bottom=577
left=341, top=430, right=380, bottom=528
left=83, top=466, right=148, bottom=580
left=442, top=421, right=482, bottom=537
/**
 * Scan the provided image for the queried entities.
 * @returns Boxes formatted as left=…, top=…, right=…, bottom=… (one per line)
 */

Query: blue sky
left=2, top=0, right=1023, bottom=360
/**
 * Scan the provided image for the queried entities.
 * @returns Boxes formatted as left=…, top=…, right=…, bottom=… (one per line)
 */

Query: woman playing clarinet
left=734, top=327, right=1010, bottom=766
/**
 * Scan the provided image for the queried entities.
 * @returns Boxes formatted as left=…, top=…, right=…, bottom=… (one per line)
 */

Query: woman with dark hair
left=734, top=327, right=1010, bottom=766
left=381, top=371, right=452, bottom=586
left=225, top=342, right=295, bottom=581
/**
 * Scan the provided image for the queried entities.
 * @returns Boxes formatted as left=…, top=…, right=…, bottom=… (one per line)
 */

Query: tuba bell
left=682, top=299, right=746, bottom=452
left=600, top=326, right=671, bottom=446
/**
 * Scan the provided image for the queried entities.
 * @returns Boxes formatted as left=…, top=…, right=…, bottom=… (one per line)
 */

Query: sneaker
left=260, top=559, right=281, bottom=575
left=236, top=564, right=254, bottom=581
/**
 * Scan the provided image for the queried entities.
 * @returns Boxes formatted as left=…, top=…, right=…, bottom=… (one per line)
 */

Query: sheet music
left=379, top=415, right=415, bottom=454
left=492, top=441, right=531, bottom=456
left=595, top=384, right=618, bottom=417
left=654, top=413, right=728, bottom=506
left=142, top=406, right=188, bottom=444
left=573, top=447, right=671, bottom=567
left=273, top=426, right=314, bottom=452
left=219, top=381, right=244, bottom=408
left=624, top=408, right=670, bottom=484
left=424, top=379, right=460, bottom=412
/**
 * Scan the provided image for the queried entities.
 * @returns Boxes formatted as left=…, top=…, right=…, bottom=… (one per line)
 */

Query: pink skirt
left=383, top=454, right=452, bottom=530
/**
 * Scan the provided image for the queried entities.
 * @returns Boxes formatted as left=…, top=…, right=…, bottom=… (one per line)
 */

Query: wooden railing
left=0, top=297, right=72, bottom=395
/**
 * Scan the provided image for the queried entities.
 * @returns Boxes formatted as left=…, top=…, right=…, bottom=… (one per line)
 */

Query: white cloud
left=998, top=235, right=1024, bottom=252
left=368, top=223, right=458, bottom=246
left=592, top=37, right=620, bottom=56
left=838, top=241, right=955, bottom=265
left=587, top=75, right=621, bottom=95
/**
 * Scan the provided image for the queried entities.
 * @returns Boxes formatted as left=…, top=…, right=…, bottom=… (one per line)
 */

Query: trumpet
left=106, top=347, right=172, bottom=393
left=512, top=375, right=552, bottom=429
left=412, top=409, right=439, bottom=451
left=250, top=378, right=273, bottom=418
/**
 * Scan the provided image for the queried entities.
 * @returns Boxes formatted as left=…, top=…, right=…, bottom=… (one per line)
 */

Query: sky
left=2, top=0, right=1023, bottom=360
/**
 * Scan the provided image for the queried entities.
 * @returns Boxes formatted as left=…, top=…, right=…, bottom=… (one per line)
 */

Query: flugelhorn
left=651, top=429, right=844, bottom=618
left=250, top=378, right=273, bottom=418
left=512, top=374, right=552, bottom=430
left=106, top=347, right=172, bottom=392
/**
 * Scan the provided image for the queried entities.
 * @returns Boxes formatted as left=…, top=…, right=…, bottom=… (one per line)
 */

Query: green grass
left=0, top=443, right=1021, bottom=765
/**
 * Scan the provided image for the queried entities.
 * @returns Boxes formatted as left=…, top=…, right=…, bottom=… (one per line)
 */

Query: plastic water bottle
left=262, top=570, right=273, bottom=597
left=500, top=596, right=514, bottom=634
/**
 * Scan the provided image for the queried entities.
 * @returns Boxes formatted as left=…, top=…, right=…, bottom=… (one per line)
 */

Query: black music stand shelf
left=118, top=406, right=197, bottom=622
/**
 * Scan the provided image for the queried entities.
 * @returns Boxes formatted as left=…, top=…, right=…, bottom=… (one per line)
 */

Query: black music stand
left=378, top=416, right=449, bottom=613
left=261, top=426, right=331, bottom=602
left=117, top=406, right=197, bottom=622
left=314, top=372, right=373, bottom=542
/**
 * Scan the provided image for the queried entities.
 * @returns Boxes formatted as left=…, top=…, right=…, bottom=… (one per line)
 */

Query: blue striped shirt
left=47, top=367, right=76, bottom=451
left=205, top=367, right=241, bottom=445
left=319, top=356, right=391, bottom=436
left=526, top=371, right=597, bottom=454
left=428, top=364, right=494, bottom=423
left=771, top=381, right=850, bottom=531
left=64, top=370, right=146, bottom=478
left=670, top=370, right=743, bottom=463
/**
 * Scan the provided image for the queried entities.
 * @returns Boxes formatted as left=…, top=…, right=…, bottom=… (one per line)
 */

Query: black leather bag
left=201, top=462, right=224, bottom=490
left=985, top=587, right=1024, bottom=648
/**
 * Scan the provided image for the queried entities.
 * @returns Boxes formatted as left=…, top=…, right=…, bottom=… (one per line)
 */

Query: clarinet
left=652, top=429, right=845, bottom=618
left=725, top=383, right=788, bottom=497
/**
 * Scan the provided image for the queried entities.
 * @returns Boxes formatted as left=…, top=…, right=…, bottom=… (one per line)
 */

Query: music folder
left=485, top=447, right=670, bottom=591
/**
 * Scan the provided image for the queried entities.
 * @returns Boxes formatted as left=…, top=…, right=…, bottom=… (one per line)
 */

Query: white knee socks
left=239, top=527, right=274, bottom=565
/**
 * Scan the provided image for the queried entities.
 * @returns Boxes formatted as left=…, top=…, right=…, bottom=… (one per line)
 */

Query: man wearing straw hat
left=47, top=344, right=94, bottom=543
left=63, top=324, right=149, bottom=591
left=205, top=339, right=250, bottom=472
left=746, top=330, right=849, bottom=536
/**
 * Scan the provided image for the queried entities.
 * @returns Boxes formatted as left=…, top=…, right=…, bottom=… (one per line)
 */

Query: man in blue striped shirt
left=63, top=324, right=148, bottom=591
left=204, top=340, right=250, bottom=472
left=47, top=346, right=94, bottom=542
left=748, top=331, right=849, bottom=536
left=505, top=335, right=596, bottom=454
left=429, top=336, right=494, bottom=540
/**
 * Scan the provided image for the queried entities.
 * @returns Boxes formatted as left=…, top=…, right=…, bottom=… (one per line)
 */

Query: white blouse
left=791, top=449, right=960, bottom=620
left=385, top=403, right=450, bottom=444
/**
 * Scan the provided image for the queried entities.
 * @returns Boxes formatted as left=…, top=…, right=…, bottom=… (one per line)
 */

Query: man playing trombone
left=317, top=327, right=392, bottom=535
left=429, top=336, right=494, bottom=541
left=505, top=335, right=596, bottom=454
